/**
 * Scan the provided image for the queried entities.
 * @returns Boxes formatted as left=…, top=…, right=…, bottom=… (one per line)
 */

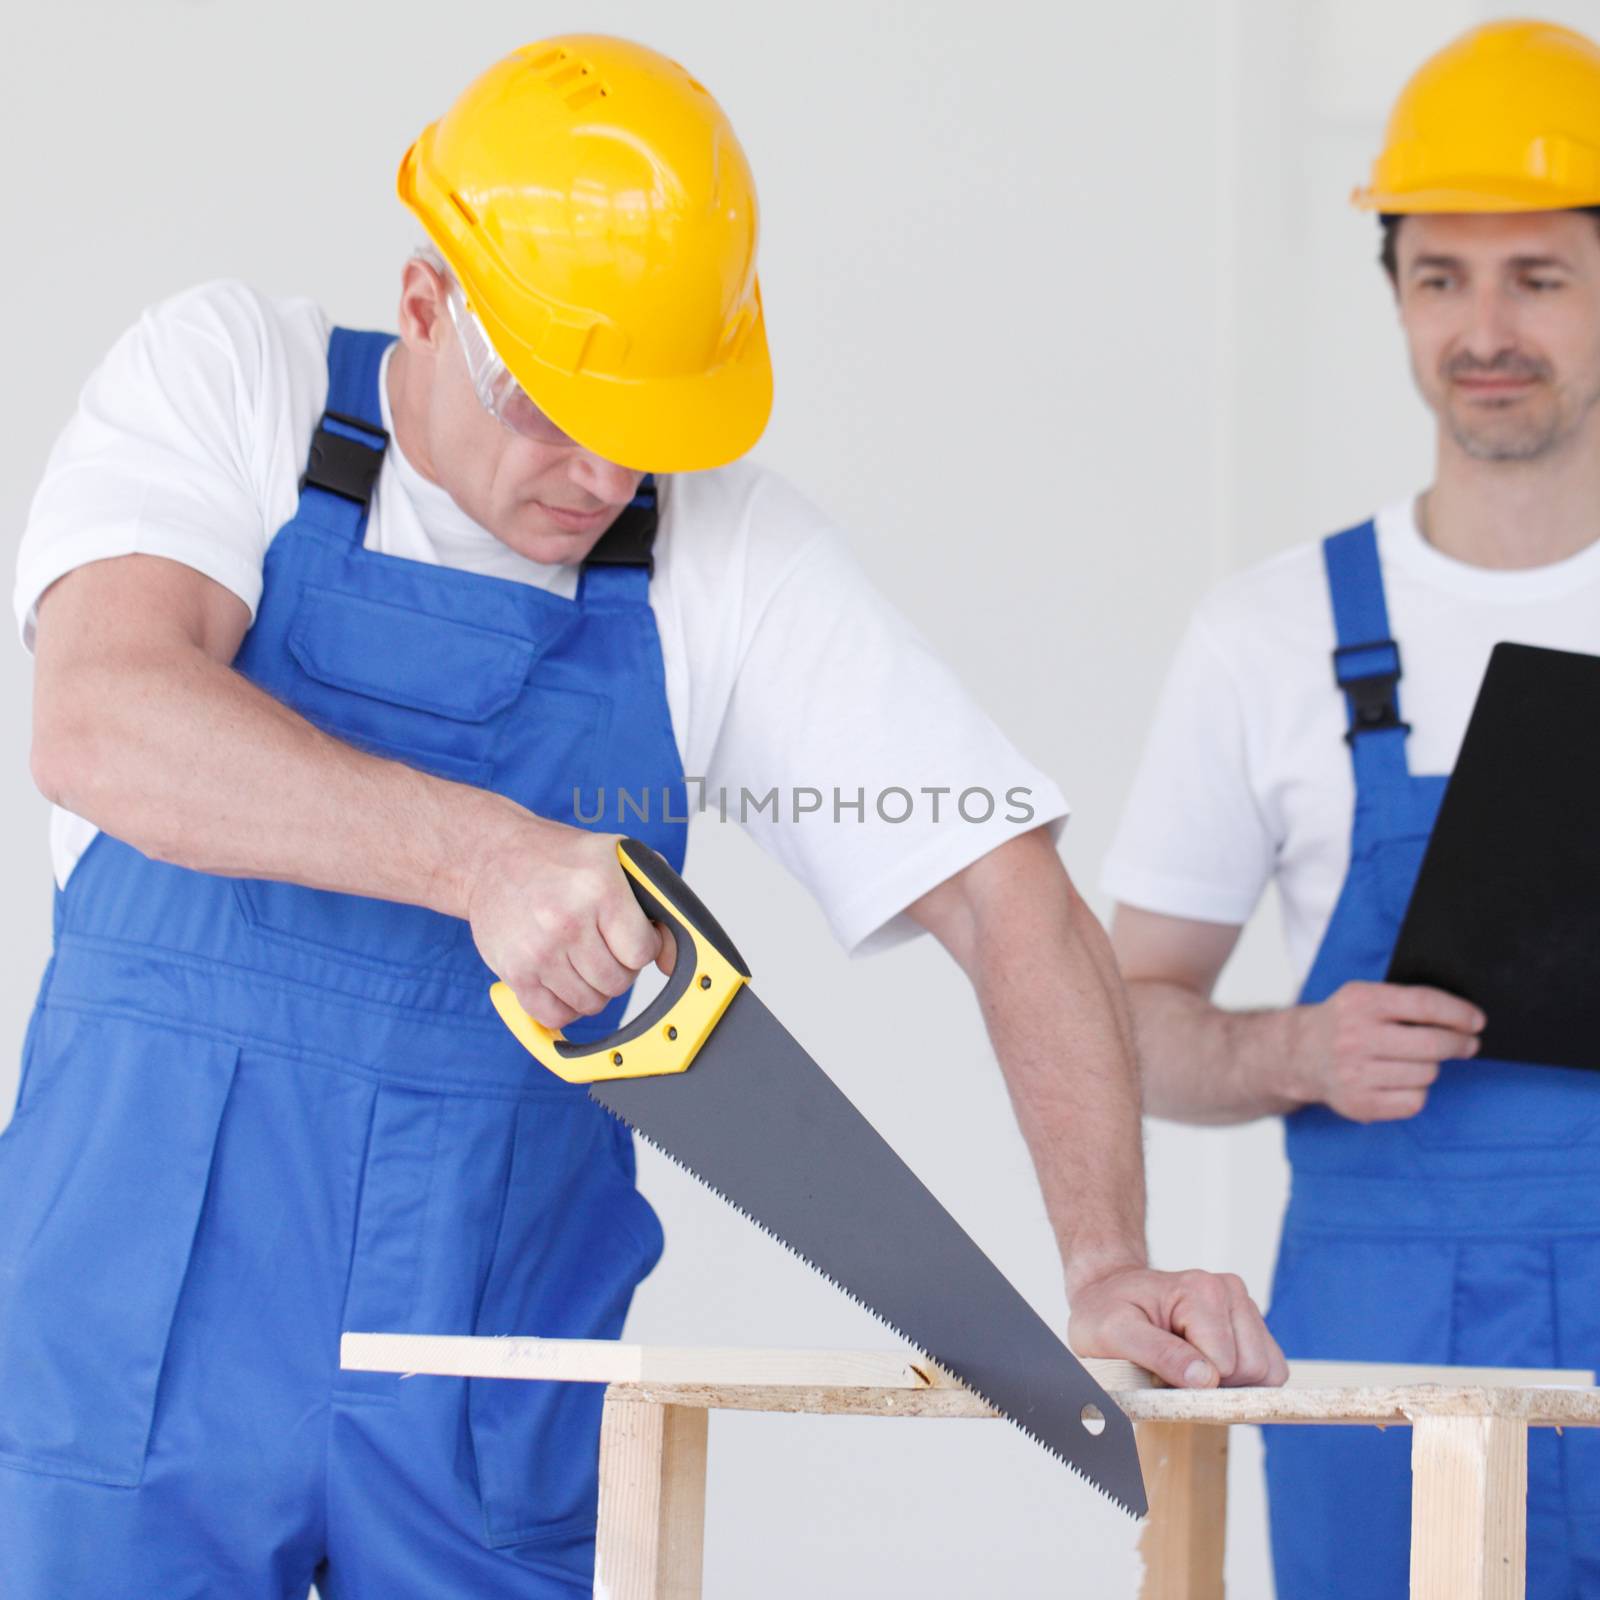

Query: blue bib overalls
left=1262, top=522, right=1600, bottom=1598
left=0, top=329, right=688, bottom=1598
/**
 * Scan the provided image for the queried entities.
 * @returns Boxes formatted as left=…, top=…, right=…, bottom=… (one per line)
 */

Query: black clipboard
left=1386, top=641, right=1600, bottom=1071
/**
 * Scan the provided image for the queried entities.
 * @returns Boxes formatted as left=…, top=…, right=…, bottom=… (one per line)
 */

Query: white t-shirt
left=1102, top=500, right=1600, bottom=985
left=16, top=280, right=1065, bottom=955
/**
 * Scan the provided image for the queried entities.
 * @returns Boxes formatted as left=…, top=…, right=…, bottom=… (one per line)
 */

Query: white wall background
left=4, top=1, right=1598, bottom=1594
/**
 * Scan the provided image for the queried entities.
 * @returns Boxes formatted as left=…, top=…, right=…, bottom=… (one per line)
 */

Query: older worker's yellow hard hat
left=1353, top=19, right=1600, bottom=213
left=399, top=36, right=771, bottom=473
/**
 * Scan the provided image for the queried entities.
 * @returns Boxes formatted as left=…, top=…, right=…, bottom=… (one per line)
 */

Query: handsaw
left=489, top=837, right=1147, bottom=1516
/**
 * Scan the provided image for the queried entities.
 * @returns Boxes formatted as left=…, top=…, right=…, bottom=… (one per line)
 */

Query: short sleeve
left=15, top=281, right=283, bottom=651
left=701, top=479, right=1069, bottom=955
left=1100, top=610, right=1275, bottom=926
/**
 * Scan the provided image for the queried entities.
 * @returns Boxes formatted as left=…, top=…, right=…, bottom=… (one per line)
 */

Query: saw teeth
left=609, top=1108, right=1146, bottom=1520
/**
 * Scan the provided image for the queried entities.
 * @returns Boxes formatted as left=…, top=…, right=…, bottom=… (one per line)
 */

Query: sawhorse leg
left=1135, top=1421, right=1228, bottom=1599
left=1410, top=1416, right=1527, bottom=1599
left=594, top=1395, right=708, bottom=1599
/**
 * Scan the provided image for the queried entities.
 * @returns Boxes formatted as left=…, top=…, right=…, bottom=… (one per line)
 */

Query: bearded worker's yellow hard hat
left=1354, top=18, right=1600, bottom=214
left=399, top=36, right=771, bottom=472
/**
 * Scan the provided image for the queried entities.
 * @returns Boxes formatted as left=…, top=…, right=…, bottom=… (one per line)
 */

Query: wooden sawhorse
left=341, top=1335, right=1598, bottom=1598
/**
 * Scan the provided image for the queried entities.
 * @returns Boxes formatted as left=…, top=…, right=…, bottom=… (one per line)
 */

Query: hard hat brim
left=467, top=281, right=773, bottom=476
left=1353, top=178, right=1600, bottom=213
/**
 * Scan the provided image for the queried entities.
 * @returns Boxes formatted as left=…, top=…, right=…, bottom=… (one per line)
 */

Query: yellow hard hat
left=1353, top=19, right=1600, bottom=213
left=399, top=36, right=771, bottom=472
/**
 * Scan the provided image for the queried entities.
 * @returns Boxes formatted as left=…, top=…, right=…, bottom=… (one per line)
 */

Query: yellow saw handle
left=489, top=837, right=750, bottom=1084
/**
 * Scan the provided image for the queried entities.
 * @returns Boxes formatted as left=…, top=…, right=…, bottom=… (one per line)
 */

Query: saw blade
left=592, top=986, right=1148, bottom=1517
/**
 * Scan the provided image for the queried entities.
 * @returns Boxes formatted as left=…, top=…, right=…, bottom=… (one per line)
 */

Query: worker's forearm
left=1126, top=978, right=1309, bottom=1124
left=33, top=643, right=527, bottom=916
left=969, top=877, right=1148, bottom=1298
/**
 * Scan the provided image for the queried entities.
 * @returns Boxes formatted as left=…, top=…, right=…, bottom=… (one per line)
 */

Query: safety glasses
left=441, top=282, right=582, bottom=448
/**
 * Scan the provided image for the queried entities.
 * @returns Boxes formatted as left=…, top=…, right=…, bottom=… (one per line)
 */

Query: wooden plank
left=1289, top=1360, right=1592, bottom=1390
left=341, top=1333, right=941, bottom=1390
left=606, top=1381, right=996, bottom=1418
left=343, top=1337, right=1586, bottom=1399
left=340, top=1336, right=1600, bottom=1425
left=1409, top=1416, right=1527, bottom=1600
left=1135, top=1422, right=1227, bottom=1600
left=604, top=1380, right=1600, bottom=1428
left=594, top=1397, right=708, bottom=1600
left=1088, top=1358, right=1159, bottom=1391
left=1113, top=1384, right=1600, bottom=1429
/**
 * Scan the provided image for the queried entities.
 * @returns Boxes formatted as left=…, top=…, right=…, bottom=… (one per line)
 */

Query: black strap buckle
left=582, top=483, right=659, bottom=574
left=300, top=410, right=390, bottom=506
left=1333, top=638, right=1408, bottom=742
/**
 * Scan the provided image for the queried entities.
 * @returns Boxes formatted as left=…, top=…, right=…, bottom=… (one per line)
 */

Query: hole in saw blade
left=1079, top=1404, right=1106, bottom=1437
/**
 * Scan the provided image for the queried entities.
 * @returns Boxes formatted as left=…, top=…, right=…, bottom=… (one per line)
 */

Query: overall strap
left=578, top=477, right=660, bottom=605
left=1322, top=520, right=1411, bottom=789
left=296, top=328, right=395, bottom=543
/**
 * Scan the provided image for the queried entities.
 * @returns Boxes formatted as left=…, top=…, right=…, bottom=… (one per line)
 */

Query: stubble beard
left=1446, top=396, right=1565, bottom=462
left=1439, top=355, right=1600, bottom=464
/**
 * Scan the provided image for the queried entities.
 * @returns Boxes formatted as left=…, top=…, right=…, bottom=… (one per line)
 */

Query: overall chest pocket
left=236, top=586, right=537, bottom=970
left=1361, top=773, right=1448, bottom=926
left=1368, top=831, right=1431, bottom=925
